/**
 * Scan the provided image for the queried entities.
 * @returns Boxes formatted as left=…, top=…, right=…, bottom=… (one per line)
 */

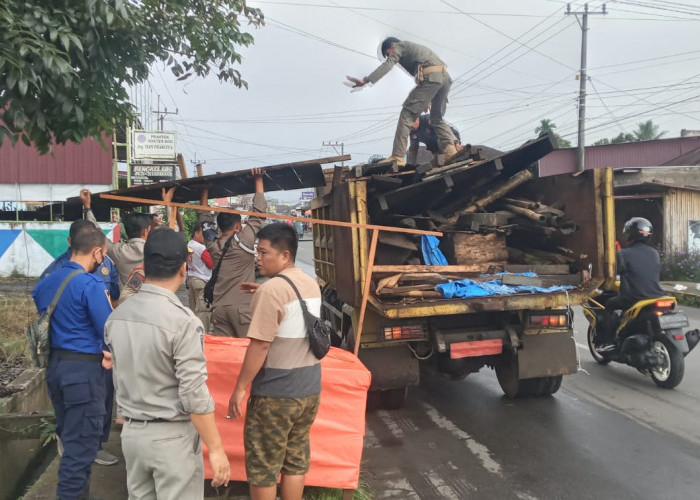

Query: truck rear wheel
left=496, top=359, right=527, bottom=398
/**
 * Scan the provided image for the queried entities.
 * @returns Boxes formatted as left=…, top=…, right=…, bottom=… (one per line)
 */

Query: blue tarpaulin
left=436, top=272, right=573, bottom=299
left=421, top=235, right=448, bottom=266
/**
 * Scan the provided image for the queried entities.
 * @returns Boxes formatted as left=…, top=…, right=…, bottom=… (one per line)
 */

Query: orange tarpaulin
left=202, top=335, right=371, bottom=489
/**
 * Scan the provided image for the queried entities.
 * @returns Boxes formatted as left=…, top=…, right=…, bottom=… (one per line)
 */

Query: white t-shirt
left=187, top=239, right=212, bottom=281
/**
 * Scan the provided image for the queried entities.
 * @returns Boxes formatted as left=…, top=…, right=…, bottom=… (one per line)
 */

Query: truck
left=310, top=135, right=615, bottom=408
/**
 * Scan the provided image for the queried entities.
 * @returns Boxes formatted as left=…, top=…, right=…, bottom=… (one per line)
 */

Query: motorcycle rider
left=600, top=217, right=665, bottom=346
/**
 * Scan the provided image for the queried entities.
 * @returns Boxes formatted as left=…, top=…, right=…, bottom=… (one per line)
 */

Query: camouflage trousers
left=244, top=394, right=320, bottom=486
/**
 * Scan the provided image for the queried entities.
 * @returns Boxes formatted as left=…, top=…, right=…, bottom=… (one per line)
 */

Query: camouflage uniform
left=366, top=41, right=453, bottom=159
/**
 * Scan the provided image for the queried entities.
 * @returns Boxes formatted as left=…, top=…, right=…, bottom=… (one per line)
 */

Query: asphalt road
left=296, top=240, right=700, bottom=500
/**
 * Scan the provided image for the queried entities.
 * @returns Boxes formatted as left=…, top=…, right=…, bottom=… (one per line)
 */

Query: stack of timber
left=345, top=133, right=591, bottom=303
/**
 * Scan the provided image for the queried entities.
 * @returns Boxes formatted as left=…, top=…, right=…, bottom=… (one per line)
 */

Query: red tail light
left=655, top=300, right=675, bottom=309
left=529, top=314, right=569, bottom=327
left=382, top=324, right=426, bottom=340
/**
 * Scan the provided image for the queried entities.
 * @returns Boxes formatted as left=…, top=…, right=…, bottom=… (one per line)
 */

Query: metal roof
left=539, top=136, right=700, bottom=176
left=0, top=136, right=113, bottom=185
left=69, top=155, right=350, bottom=209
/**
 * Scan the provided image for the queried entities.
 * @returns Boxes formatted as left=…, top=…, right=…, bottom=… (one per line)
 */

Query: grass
left=303, top=474, right=373, bottom=500
left=0, top=293, right=36, bottom=365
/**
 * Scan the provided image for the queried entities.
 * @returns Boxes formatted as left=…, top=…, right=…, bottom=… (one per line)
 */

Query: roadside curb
left=660, top=282, right=700, bottom=307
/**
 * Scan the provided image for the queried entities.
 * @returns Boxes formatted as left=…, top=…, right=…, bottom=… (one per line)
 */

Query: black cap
left=144, top=228, right=190, bottom=267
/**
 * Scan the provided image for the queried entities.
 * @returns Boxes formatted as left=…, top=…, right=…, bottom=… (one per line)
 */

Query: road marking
left=364, top=427, right=381, bottom=448
left=421, top=402, right=502, bottom=476
left=421, top=469, right=461, bottom=499
left=376, top=476, right=420, bottom=499
left=377, top=411, right=404, bottom=439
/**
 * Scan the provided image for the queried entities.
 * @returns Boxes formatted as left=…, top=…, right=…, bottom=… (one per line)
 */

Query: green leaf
left=49, top=28, right=58, bottom=42
left=6, top=72, right=17, bottom=90
left=60, top=34, right=70, bottom=51
left=75, top=106, right=84, bottom=123
left=106, top=10, right=114, bottom=25
left=18, top=79, right=28, bottom=96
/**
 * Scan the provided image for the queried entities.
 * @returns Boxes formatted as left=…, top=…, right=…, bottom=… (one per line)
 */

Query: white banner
left=132, top=130, right=177, bottom=160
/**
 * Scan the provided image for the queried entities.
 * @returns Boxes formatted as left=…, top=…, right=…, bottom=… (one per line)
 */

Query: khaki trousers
left=392, top=71, right=453, bottom=158
left=211, top=303, right=251, bottom=338
left=187, top=277, right=211, bottom=333
left=121, top=419, right=203, bottom=500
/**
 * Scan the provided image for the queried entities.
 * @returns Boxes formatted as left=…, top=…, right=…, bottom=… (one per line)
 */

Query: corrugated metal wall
left=663, top=189, right=700, bottom=252
left=0, top=136, right=112, bottom=184
left=539, top=136, right=700, bottom=176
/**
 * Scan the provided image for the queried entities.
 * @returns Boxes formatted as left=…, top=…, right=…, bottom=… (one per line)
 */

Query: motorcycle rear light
left=529, top=314, right=568, bottom=327
left=674, top=334, right=685, bottom=340
left=655, top=300, right=675, bottom=308
left=383, top=324, right=425, bottom=340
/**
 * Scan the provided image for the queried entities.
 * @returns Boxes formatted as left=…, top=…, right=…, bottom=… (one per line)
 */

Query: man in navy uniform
left=33, top=224, right=114, bottom=500
left=39, top=220, right=120, bottom=466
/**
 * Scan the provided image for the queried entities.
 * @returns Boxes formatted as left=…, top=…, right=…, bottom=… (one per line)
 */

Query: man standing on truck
left=346, top=37, right=457, bottom=168
left=198, top=168, right=267, bottom=337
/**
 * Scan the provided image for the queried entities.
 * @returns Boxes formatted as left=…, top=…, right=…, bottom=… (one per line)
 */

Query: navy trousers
left=102, top=367, right=113, bottom=444
left=46, top=354, right=106, bottom=500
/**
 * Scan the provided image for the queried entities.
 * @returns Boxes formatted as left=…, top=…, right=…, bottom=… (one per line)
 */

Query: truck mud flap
left=358, top=345, right=419, bottom=391
left=517, top=331, right=578, bottom=379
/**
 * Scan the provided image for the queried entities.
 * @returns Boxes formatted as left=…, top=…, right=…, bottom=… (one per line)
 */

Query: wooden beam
left=354, top=229, right=379, bottom=356
left=177, top=153, right=188, bottom=180
left=372, top=264, right=502, bottom=273
left=98, top=193, right=443, bottom=237
left=501, top=273, right=582, bottom=287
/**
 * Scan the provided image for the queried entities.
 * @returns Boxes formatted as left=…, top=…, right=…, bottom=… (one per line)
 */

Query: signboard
left=132, top=130, right=177, bottom=160
left=130, top=164, right=176, bottom=186
left=301, top=191, right=315, bottom=200
left=689, top=221, right=700, bottom=252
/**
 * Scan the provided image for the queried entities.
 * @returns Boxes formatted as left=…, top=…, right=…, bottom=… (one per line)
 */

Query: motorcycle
left=583, top=291, right=700, bottom=388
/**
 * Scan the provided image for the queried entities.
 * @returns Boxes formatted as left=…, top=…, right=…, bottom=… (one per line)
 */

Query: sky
left=140, top=0, right=700, bottom=199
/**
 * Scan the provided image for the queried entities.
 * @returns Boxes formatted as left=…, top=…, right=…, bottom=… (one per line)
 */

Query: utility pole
left=566, top=3, right=607, bottom=172
left=151, top=95, right=178, bottom=131
left=323, top=140, right=345, bottom=166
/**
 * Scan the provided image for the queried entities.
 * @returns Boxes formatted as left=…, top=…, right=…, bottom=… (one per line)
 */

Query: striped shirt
left=249, top=267, right=321, bottom=398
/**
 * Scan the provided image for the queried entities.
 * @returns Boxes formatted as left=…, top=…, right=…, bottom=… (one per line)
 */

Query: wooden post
left=354, top=229, right=379, bottom=356
left=177, top=153, right=188, bottom=180
left=196, top=163, right=204, bottom=177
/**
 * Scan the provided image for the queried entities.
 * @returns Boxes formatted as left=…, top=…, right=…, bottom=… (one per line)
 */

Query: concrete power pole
left=323, top=140, right=345, bottom=166
left=566, top=3, right=607, bottom=172
left=151, top=95, right=178, bottom=131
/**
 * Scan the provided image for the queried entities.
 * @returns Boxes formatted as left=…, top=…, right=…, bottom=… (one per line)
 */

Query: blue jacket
left=33, top=262, right=114, bottom=354
left=40, top=249, right=120, bottom=301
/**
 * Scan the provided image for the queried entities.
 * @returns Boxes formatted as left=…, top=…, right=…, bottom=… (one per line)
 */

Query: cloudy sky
left=143, top=0, right=700, bottom=190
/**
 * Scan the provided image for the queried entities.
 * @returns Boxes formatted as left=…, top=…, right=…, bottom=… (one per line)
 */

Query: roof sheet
left=69, top=155, right=349, bottom=208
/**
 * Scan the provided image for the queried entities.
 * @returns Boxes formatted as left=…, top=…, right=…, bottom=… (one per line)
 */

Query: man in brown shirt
left=199, top=168, right=267, bottom=337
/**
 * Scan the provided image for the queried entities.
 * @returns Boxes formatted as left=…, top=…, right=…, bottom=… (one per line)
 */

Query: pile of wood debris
left=347, top=134, right=591, bottom=302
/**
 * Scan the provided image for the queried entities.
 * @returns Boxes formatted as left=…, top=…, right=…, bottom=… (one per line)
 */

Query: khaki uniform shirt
left=367, top=41, right=446, bottom=84
left=199, top=193, right=267, bottom=313
left=105, top=284, right=215, bottom=421
left=86, top=209, right=145, bottom=289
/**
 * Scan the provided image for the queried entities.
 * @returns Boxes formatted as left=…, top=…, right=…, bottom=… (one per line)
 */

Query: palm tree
left=633, top=120, right=666, bottom=141
left=535, top=119, right=556, bottom=136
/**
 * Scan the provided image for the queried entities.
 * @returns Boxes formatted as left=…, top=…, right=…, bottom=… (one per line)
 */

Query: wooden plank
left=98, top=194, right=444, bottom=236
left=377, top=232, right=419, bottom=251
left=504, top=264, right=570, bottom=275
left=443, top=232, right=508, bottom=265
left=501, top=273, right=582, bottom=287
left=369, top=174, right=403, bottom=192
left=373, top=264, right=504, bottom=273
left=354, top=229, right=379, bottom=356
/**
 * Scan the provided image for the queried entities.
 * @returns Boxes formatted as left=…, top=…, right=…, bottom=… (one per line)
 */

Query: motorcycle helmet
left=623, top=217, right=653, bottom=243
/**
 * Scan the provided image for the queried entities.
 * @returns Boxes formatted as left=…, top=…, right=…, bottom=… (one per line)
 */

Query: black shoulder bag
left=203, top=236, right=234, bottom=308
left=276, top=274, right=332, bottom=360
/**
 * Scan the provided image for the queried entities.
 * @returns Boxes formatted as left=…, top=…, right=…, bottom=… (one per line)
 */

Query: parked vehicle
left=311, top=137, right=617, bottom=407
left=583, top=292, right=700, bottom=388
